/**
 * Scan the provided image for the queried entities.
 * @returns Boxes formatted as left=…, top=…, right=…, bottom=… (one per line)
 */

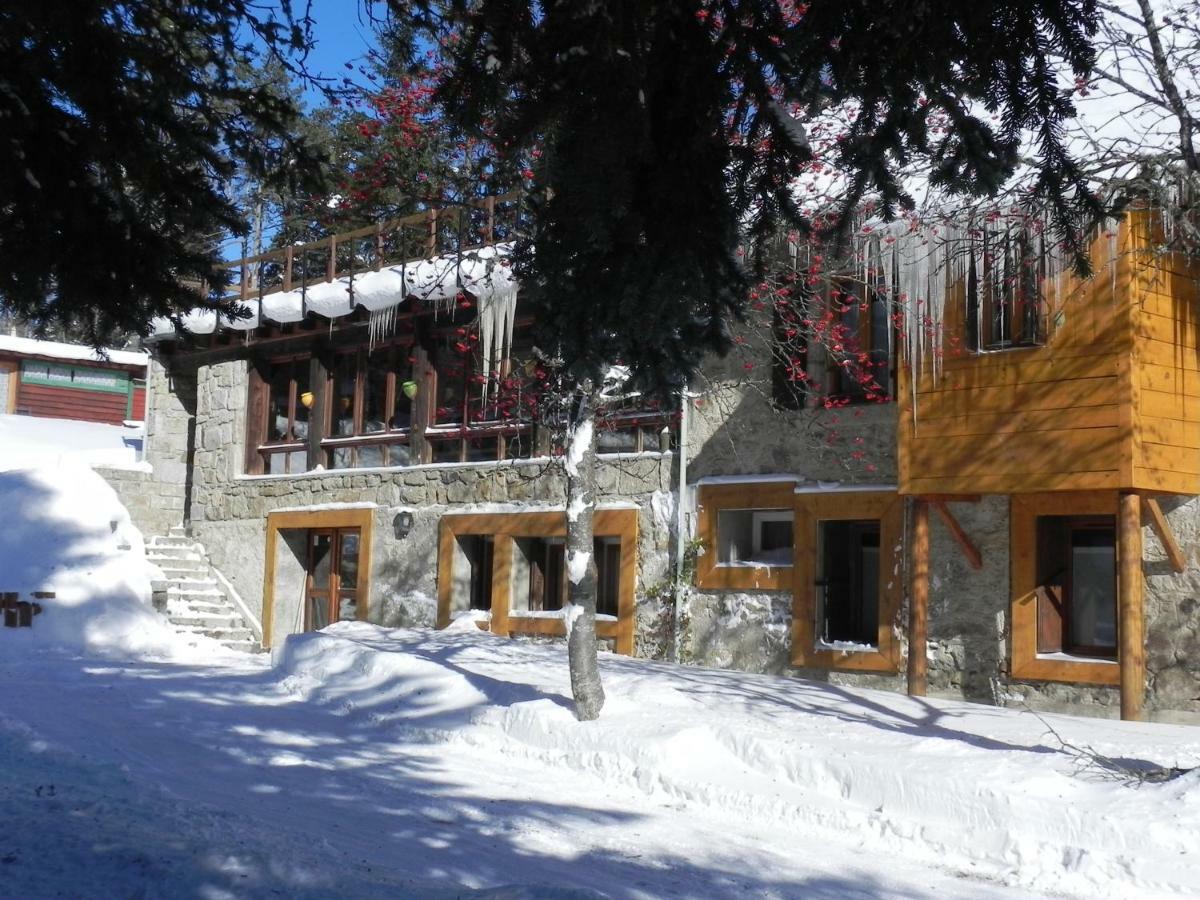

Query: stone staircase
left=147, top=527, right=261, bottom=653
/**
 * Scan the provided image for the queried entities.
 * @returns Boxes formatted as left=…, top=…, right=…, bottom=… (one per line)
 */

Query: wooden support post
left=374, top=223, right=384, bottom=271
left=484, top=195, right=495, bottom=244
left=1142, top=496, right=1186, bottom=574
left=1119, top=491, right=1146, bottom=721
left=490, top=534, right=513, bottom=638
left=907, top=499, right=930, bottom=697
left=326, top=236, right=337, bottom=282
left=930, top=500, right=983, bottom=570
left=426, top=207, right=438, bottom=257
left=306, top=353, right=329, bottom=471
left=283, top=245, right=294, bottom=292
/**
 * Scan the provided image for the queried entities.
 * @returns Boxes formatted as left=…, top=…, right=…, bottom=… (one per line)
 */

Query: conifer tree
left=0, top=1, right=327, bottom=345
left=384, top=0, right=1104, bottom=719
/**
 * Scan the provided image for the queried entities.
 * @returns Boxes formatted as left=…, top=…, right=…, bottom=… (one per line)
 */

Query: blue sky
left=295, top=0, right=383, bottom=108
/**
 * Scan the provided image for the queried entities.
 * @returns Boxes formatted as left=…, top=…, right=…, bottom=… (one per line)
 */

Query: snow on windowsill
left=1034, top=652, right=1119, bottom=666
left=716, top=561, right=793, bottom=570
left=508, top=611, right=618, bottom=622
left=815, top=639, right=879, bottom=654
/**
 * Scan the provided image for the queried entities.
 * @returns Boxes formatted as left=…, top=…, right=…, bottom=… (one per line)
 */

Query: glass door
left=304, top=527, right=361, bottom=631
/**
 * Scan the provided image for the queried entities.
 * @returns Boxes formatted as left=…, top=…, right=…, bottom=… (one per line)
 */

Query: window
left=816, top=520, right=880, bottom=648
left=1010, top=493, right=1121, bottom=685
left=1035, top=517, right=1118, bottom=659
left=715, top=509, right=794, bottom=567
left=512, top=537, right=622, bottom=617
left=262, top=357, right=310, bottom=474
left=324, top=346, right=416, bottom=470
left=437, top=509, right=637, bottom=653
left=791, top=491, right=902, bottom=673
left=965, top=227, right=1045, bottom=351
left=829, top=286, right=894, bottom=403
left=772, top=294, right=808, bottom=410
left=696, top=482, right=796, bottom=590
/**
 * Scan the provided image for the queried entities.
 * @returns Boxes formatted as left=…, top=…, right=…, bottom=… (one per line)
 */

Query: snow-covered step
left=171, top=614, right=246, bottom=630
left=146, top=530, right=261, bottom=654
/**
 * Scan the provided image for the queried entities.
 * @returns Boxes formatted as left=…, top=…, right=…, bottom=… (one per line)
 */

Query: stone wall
left=95, top=465, right=184, bottom=541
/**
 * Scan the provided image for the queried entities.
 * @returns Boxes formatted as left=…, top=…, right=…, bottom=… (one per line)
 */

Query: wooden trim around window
left=695, top=482, right=797, bottom=591
left=436, top=508, right=637, bottom=655
left=1010, top=492, right=1121, bottom=685
left=791, top=491, right=904, bottom=673
left=261, top=507, right=375, bottom=649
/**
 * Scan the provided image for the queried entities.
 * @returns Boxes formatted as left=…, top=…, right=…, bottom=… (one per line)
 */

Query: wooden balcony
left=899, top=210, right=1200, bottom=497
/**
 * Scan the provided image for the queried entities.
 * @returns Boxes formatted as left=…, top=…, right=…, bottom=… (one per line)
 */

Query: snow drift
left=274, top=623, right=1200, bottom=900
left=0, top=461, right=195, bottom=657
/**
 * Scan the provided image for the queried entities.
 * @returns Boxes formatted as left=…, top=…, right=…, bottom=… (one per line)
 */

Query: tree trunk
left=564, top=388, right=605, bottom=721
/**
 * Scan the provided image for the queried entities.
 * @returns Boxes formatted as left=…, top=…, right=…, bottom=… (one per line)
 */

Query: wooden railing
left=222, top=192, right=523, bottom=305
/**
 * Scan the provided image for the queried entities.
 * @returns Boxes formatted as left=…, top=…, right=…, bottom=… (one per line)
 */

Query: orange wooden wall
left=897, top=213, right=1194, bottom=496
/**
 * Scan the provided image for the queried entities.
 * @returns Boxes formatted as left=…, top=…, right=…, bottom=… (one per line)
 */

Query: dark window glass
left=817, top=520, right=880, bottom=647
left=1036, top=516, right=1117, bottom=658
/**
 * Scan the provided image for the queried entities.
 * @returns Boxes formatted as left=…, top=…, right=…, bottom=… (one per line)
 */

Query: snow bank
left=0, top=414, right=143, bottom=471
left=0, top=462, right=203, bottom=658
left=274, top=624, right=1200, bottom=899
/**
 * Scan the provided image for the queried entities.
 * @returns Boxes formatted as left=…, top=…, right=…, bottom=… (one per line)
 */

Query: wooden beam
left=907, top=499, right=930, bottom=697
left=1118, top=491, right=1146, bottom=721
left=1142, top=496, right=1187, bottom=574
left=489, top=534, right=513, bottom=638
left=931, top=501, right=983, bottom=570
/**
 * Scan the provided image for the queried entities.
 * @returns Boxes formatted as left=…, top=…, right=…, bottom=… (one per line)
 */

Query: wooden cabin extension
left=899, top=211, right=1200, bottom=719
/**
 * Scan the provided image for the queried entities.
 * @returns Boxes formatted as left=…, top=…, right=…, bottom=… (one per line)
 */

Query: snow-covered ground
left=0, top=413, right=144, bottom=471
left=1, top=622, right=1198, bottom=899
left=0, top=459, right=219, bottom=659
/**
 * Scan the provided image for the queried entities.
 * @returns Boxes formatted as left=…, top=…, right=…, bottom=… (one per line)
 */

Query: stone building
left=131, top=198, right=1200, bottom=724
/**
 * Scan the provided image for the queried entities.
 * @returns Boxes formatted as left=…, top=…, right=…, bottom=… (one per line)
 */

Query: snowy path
left=0, top=626, right=1196, bottom=898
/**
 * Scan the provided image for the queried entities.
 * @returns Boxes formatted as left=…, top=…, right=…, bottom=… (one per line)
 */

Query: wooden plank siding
left=1130, top=226, right=1200, bottom=495
left=15, top=382, right=130, bottom=424
left=899, top=211, right=1200, bottom=497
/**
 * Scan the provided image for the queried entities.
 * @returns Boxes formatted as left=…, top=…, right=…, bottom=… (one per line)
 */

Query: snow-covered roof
left=150, top=242, right=518, bottom=388
left=0, top=335, right=147, bottom=369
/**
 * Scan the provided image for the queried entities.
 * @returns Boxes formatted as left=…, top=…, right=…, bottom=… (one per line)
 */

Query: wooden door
left=304, top=527, right=361, bottom=631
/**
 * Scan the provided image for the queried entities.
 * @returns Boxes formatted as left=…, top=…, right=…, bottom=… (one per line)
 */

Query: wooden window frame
left=435, top=509, right=637, bottom=655
left=1011, top=492, right=1121, bottom=685
left=791, top=491, right=903, bottom=673
left=695, top=482, right=797, bottom=591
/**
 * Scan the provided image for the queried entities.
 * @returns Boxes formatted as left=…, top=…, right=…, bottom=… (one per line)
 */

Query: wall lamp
left=393, top=510, right=414, bottom=540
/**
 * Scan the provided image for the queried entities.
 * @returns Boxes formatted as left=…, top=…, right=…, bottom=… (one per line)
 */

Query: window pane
left=338, top=531, right=359, bottom=586
left=594, top=538, right=621, bottom=617
left=363, top=354, right=388, bottom=434
left=1070, top=528, right=1117, bottom=653
left=293, top=362, right=311, bottom=441
left=430, top=439, right=461, bottom=464
left=356, top=444, right=386, bottom=468
left=392, top=352, right=415, bottom=430
left=817, top=520, right=880, bottom=647
left=268, top=363, right=292, bottom=441
left=330, top=445, right=356, bottom=469
left=597, top=428, right=638, bottom=454
left=310, top=533, right=333, bottom=585
left=716, top=509, right=793, bottom=566
left=332, top=354, right=357, bottom=437
left=385, top=442, right=412, bottom=467
left=435, top=335, right=468, bottom=424
left=465, top=436, right=499, bottom=462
